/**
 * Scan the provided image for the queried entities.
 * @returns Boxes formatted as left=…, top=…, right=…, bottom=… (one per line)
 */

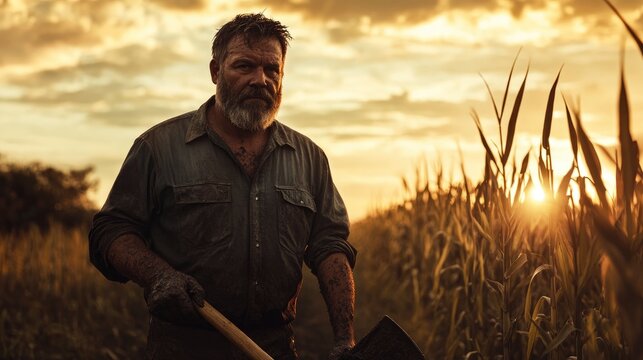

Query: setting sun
left=529, top=184, right=547, bottom=203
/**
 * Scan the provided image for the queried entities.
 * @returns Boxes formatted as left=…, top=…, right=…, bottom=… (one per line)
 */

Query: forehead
left=224, top=35, right=283, bottom=63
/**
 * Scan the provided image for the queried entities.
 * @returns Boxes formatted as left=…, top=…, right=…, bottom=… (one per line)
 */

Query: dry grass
left=0, top=225, right=344, bottom=359
left=0, top=226, right=148, bottom=359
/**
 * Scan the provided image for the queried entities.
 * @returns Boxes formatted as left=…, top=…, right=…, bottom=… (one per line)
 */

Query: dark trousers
left=145, top=317, right=298, bottom=360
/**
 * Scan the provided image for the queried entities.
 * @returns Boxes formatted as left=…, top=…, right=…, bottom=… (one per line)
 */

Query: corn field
left=350, top=5, right=643, bottom=359
left=1, top=2, right=642, bottom=360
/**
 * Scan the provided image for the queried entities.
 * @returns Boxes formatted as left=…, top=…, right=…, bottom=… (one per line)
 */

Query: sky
left=0, top=0, right=642, bottom=221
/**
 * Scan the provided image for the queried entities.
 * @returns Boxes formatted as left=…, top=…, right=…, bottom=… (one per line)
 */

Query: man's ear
left=209, top=59, right=219, bottom=85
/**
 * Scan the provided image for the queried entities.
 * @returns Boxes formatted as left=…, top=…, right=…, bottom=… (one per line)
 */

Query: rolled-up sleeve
left=88, top=137, right=157, bottom=282
left=304, top=151, right=357, bottom=274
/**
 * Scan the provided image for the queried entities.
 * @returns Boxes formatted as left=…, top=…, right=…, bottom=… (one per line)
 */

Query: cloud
left=1, top=39, right=201, bottom=128
left=254, top=0, right=441, bottom=24
left=255, top=0, right=641, bottom=23
left=149, top=0, right=207, bottom=11
left=506, top=0, right=546, bottom=18
left=249, top=0, right=642, bottom=44
left=0, top=0, right=210, bottom=68
left=5, top=42, right=192, bottom=88
left=4, top=80, right=193, bottom=127
left=280, top=91, right=484, bottom=141
left=0, top=0, right=142, bottom=67
left=1, top=40, right=198, bottom=127
left=88, top=102, right=188, bottom=127
left=560, top=0, right=642, bottom=16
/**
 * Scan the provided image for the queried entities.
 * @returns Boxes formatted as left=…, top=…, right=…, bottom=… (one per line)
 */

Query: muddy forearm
left=318, top=252, right=356, bottom=345
left=106, top=233, right=173, bottom=288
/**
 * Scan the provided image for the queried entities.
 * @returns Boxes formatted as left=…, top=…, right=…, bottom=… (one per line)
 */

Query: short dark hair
left=212, top=13, right=292, bottom=63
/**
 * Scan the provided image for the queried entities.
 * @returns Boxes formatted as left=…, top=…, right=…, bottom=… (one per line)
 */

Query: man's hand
left=145, top=269, right=206, bottom=326
left=317, top=253, right=356, bottom=359
left=107, top=234, right=207, bottom=327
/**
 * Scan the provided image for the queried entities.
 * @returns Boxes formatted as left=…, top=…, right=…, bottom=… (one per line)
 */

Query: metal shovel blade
left=341, top=316, right=425, bottom=360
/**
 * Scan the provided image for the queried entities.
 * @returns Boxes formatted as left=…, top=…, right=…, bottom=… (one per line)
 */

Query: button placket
left=249, top=187, right=262, bottom=303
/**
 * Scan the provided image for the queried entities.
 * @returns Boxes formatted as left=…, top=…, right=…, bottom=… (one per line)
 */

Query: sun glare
left=529, top=185, right=546, bottom=203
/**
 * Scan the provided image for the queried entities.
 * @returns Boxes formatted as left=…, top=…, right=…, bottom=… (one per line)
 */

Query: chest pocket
left=173, top=182, right=232, bottom=253
left=275, top=185, right=316, bottom=257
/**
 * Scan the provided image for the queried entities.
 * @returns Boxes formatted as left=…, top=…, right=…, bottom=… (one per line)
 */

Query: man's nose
left=248, top=67, right=268, bottom=87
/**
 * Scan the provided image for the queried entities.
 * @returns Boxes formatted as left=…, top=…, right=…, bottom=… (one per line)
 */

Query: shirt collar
left=270, top=119, right=295, bottom=149
left=185, top=96, right=295, bottom=149
left=184, top=96, right=213, bottom=143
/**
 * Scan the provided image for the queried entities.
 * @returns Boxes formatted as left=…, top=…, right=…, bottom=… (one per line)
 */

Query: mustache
left=239, top=87, right=275, bottom=103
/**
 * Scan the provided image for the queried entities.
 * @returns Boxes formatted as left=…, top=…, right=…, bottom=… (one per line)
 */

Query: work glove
left=143, top=269, right=207, bottom=327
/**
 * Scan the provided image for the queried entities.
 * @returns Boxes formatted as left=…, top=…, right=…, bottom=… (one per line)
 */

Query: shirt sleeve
left=88, top=137, right=158, bottom=282
left=304, top=150, right=357, bottom=275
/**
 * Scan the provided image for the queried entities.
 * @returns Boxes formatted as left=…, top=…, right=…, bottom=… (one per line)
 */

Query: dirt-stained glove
left=143, top=269, right=207, bottom=327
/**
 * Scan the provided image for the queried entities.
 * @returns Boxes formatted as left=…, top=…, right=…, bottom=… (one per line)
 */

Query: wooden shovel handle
left=195, top=300, right=274, bottom=360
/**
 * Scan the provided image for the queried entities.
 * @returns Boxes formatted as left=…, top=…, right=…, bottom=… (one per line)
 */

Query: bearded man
left=89, top=13, right=357, bottom=360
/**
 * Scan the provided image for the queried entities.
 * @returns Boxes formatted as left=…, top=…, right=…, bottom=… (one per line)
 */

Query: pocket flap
left=276, top=186, right=317, bottom=212
left=174, top=182, right=232, bottom=204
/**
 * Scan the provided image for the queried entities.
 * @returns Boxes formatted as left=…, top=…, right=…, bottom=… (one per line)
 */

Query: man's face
left=213, top=35, right=284, bottom=132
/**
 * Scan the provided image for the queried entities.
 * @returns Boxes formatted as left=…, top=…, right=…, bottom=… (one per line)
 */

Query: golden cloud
left=0, top=0, right=208, bottom=68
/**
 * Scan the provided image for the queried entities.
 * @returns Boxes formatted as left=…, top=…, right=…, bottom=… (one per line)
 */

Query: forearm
left=317, top=252, right=356, bottom=345
left=106, top=233, right=173, bottom=288
left=106, top=234, right=206, bottom=325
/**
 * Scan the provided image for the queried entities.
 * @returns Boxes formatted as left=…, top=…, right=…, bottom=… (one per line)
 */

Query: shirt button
left=255, top=196, right=259, bottom=201
left=255, top=281, right=259, bottom=286
left=299, top=200, right=304, bottom=204
left=255, top=243, right=260, bottom=248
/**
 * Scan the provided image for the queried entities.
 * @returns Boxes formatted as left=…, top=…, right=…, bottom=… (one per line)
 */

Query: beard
left=216, top=75, right=282, bottom=132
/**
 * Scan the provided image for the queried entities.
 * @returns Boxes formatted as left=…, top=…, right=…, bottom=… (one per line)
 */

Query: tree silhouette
left=0, top=155, right=97, bottom=233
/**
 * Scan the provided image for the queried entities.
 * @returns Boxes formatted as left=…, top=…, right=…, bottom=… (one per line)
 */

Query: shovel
left=196, top=301, right=425, bottom=360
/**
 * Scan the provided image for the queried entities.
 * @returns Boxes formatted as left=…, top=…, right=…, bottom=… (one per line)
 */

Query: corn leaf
left=501, top=48, right=522, bottom=119
left=480, top=74, right=501, bottom=124
left=538, top=152, right=550, bottom=194
left=542, top=66, right=563, bottom=151
left=576, top=115, right=609, bottom=209
left=556, top=164, right=575, bottom=200
left=503, top=64, right=529, bottom=166
left=524, top=264, right=553, bottom=322
left=472, top=110, right=499, bottom=169
left=562, top=95, right=579, bottom=163
left=596, top=144, right=617, bottom=167
left=603, top=0, right=643, bottom=56
left=618, top=57, right=635, bottom=235
left=486, top=279, right=505, bottom=297
left=542, top=320, right=575, bottom=357
left=530, top=316, right=553, bottom=346
left=505, top=252, right=528, bottom=280
left=526, top=296, right=551, bottom=359
left=520, top=148, right=531, bottom=176
left=513, top=150, right=532, bottom=204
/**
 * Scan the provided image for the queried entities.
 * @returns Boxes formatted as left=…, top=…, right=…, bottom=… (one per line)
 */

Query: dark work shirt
left=89, top=96, right=356, bottom=328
